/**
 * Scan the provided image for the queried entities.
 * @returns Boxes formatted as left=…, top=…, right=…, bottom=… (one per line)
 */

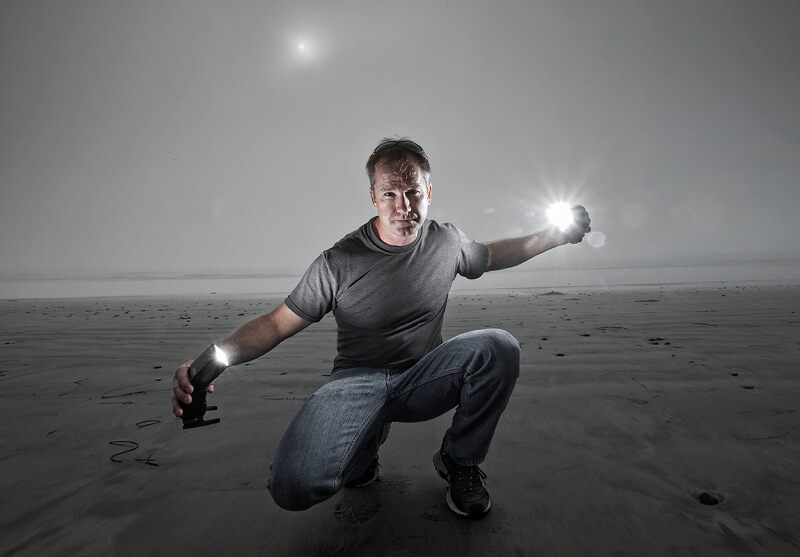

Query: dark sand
left=1, top=284, right=799, bottom=556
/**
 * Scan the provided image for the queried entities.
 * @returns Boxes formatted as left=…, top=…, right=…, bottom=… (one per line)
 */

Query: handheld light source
left=180, top=344, right=229, bottom=429
left=547, top=202, right=576, bottom=232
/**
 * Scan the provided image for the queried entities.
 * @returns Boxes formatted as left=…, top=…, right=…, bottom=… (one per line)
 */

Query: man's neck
left=372, top=219, right=419, bottom=247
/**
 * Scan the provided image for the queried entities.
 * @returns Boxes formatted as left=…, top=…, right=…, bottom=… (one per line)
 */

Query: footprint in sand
left=334, top=494, right=381, bottom=525
left=380, top=474, right=411, bottom=500
left=420, top=503, right=451, bottom=522
left=334, top=474, right=410, bottom=524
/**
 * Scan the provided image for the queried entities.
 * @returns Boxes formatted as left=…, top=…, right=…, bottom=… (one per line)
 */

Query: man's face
left=370, top=161, right=432, bottom=246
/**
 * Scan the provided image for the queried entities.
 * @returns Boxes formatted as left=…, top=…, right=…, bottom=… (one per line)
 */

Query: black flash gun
left=180, top=344, right=229, bottom=429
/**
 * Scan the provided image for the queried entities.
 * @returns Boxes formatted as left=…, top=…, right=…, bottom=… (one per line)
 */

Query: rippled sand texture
left=1, top=284, right=798, bottom=556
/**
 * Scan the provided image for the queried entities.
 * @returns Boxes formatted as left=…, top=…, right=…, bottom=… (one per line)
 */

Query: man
left=172, top=138, right=591, bottom=518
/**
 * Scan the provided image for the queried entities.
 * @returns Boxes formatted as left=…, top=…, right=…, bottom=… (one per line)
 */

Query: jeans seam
left=333, top=400, right=385, bottom=491
left=391, top=365, right=471, bottom=399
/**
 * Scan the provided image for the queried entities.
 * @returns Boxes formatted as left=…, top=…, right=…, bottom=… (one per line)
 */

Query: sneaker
left=433, top=447, right=491, bottom=517
left=345, top=457, right=381, bottom=487
left=344, top=423, right=391, bottom=488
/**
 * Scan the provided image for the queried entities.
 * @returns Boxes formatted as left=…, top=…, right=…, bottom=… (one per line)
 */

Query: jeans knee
left=484, top=328, right=521, bottom=376
left=267, top=458, right=335, bottom=511
left=268, top=473, right=308, bottom=511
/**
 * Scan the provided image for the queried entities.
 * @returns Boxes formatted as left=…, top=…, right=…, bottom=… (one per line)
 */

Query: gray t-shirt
left=285, top=218, right=489, bottom=371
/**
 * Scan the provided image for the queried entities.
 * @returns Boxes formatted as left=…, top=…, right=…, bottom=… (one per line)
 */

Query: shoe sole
left=432, top=449, right=491, bottom=518
left=445, top=488, right=491, bottom=517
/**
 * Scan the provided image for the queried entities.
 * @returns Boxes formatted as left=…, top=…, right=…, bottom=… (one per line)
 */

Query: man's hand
left=171, top=360, right=214, bottom=418
left=560, top=205, right=591, bottom=244
left=170, top=304, right=310, bottom=418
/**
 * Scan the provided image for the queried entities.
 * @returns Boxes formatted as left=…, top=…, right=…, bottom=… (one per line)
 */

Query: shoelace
left=452, top=465, right=487, bottom=494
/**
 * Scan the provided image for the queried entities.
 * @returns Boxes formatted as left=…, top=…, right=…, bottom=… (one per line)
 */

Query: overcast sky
left=2, top=0, right=799, bottom=288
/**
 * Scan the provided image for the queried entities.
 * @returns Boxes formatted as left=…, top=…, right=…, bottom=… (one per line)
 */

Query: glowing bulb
left=547, top=202, right=575, bottom=231
left=214, top=345, right=229, bottom=367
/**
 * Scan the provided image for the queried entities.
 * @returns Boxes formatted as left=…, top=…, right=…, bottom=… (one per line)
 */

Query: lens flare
left=587, top=230, right=606, bottom=248
left=547, top=202, right=574, bottom=231
left=214, top=345, right=229, bottom=367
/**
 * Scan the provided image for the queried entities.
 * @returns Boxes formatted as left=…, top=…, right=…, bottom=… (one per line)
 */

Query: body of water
left=2, top=259, right=798, bottom=299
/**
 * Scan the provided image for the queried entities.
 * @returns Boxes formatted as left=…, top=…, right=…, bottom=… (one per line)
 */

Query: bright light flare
left=290, top=35, right=319, bottom=63
left=214, top=345, right=229, bottom=367
left=547, top=202, right=575, bottom=231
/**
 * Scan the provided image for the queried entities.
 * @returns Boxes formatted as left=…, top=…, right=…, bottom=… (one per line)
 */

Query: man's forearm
left=218, top=303, right=310, bottom=367
left=217, top=314, right=280, bottom=366
left=485, top=227, right=565, bottom=272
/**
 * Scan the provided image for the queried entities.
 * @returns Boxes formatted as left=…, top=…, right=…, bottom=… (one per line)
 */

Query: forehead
left=374, top=160, right=428, bottom=189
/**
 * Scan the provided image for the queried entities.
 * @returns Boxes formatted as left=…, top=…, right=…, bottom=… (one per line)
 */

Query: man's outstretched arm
left=171, top=302, right=311, bottom=417
left=484, top=205, right=591, bottom=272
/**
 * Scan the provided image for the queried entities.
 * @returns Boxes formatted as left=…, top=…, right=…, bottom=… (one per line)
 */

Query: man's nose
left=396, top=194, right=412, bottom=213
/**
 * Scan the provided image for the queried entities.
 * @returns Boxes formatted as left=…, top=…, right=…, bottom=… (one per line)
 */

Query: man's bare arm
left=485, top=227, right=565, bottom=272
left=172, top=303, right=310, bottom=416
left=219, top=302, right=311, bottom=366
left=484, top=205, right=591, bottom=272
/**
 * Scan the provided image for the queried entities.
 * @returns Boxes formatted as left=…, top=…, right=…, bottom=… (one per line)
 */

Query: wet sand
left=1, top=284, right=799, bottom=556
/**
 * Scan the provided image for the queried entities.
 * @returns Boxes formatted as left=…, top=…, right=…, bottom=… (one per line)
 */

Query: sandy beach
left=1, top=283, right=798, bottom=556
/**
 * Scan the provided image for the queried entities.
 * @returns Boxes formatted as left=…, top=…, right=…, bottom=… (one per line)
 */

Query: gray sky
left=2, top=0, right=799, bottom=289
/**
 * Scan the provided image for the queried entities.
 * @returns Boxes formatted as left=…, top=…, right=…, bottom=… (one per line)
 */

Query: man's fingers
left=570, top=205, right=587, bottom=220
left=177, top=365, right=193, bottom=392
left=173, top=375, right=192, bottom=402
left=571, top=206, right=590, bottom=223
left=565, top=223, right=590, bottom=244
left=172, top=396, right=184, bottom=417
left=568, top=205, right=591, bottom=238
left=172, top=364, right=195, bottom=417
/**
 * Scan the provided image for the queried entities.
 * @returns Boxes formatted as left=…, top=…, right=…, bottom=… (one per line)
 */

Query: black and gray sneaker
left=345, top=457, right=381, bottom=488
left=433, top=447, right=491, bottom=517
left=344, top=423, right=391, bottom=488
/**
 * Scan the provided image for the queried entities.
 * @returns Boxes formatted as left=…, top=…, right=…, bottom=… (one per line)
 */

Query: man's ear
left=369, top=187, right=377, bottom=207
left=427, top=183, right=433, bottom=204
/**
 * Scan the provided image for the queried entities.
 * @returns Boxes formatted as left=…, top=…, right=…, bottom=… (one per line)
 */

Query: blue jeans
left=267, top=328, right=521, bottom=511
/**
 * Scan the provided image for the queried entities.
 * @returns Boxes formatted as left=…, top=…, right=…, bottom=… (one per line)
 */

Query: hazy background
left=2, top=0, right=799, bottom=298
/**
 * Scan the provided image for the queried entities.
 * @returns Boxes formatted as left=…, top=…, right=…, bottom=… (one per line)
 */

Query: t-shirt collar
left=365, top=217, right=427, bottom=254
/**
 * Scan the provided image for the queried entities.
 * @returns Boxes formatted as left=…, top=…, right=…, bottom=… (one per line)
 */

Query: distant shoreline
left=2, top=259, right=799, bottom=300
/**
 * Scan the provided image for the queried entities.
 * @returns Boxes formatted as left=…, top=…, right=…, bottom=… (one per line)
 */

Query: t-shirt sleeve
left=284, top=253, right=336, bottom=323
left=455, top=226, right=489, bottom=280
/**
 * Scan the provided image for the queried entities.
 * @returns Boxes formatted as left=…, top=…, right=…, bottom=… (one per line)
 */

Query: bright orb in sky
left=291, top=35, right=318, bottom=63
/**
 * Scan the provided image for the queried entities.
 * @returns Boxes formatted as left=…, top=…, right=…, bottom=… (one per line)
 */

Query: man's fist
left=562, top=205, right=591, bottom=244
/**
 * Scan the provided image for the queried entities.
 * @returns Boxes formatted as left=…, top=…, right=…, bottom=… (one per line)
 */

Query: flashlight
left=547, top=202, right=575, bottom=231
left=180, top=344, right=229, bottom=429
